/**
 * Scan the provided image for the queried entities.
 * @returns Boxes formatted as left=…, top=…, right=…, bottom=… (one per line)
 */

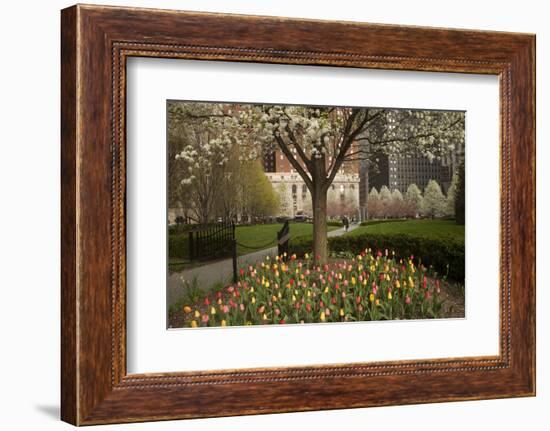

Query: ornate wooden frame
left=61, top=4, right=535, bottom=425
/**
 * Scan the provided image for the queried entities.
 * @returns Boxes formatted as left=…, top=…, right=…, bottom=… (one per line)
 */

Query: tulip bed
left=181, top=249, right=446, bottom=328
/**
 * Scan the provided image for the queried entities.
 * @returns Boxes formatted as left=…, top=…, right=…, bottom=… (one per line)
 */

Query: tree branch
left=273, top=134, right=314, bottom=190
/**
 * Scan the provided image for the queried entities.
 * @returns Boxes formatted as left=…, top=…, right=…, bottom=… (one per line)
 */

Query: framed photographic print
left=61, top=4, right=535, bottom=425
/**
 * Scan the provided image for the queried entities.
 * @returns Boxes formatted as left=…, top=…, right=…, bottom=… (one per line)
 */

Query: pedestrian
left=343, top=215, right=349, bottom=232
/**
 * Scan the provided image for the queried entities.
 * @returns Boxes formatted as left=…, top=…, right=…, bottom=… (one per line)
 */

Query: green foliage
left=351, top=219, right=464, bottom=242
left=290, top=233, right=464, bottom=281
left=168, top=233, right=190, bottom=260
left=327, top=220, right=344, bottom=227
left=455, top=160, right=466, bottom=225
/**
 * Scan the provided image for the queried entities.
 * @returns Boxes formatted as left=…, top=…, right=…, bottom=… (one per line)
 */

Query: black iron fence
left=277, top=220, right=290, bottom=260
left=188, top=220, right=235, bottom=261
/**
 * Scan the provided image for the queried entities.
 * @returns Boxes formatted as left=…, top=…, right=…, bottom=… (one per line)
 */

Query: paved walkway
left=168, top=223, right=359, bottom=305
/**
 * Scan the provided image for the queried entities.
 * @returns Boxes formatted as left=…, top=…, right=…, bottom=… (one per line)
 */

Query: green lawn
left=347, top=219, right=464, bottom=242
left=236, top=222, right=338, bottom=255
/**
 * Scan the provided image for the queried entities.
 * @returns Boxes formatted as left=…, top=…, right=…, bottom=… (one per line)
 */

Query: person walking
left=343, top=215, right=349, bottom=232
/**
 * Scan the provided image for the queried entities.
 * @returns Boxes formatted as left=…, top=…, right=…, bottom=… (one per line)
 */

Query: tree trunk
left=311, top=184, right=328, bottom=263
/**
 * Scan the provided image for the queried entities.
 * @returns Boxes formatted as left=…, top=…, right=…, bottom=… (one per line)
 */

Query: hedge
left=290, top=233, right=464, bottom=282
left=168, top=233, right=190, bottom=260
left=327, top=220, right=344, bottom=227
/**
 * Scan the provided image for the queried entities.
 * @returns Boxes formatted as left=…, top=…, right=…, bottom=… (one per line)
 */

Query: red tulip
left=279, top=319, right=286, bottom=324
left=204, top=297, right=211, bottom=306
left=306, top=303, right=312, bottom=313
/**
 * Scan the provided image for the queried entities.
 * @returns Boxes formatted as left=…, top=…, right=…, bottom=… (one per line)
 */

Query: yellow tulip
left=194, top=310, right=200, bottom=318
left=262, top=313, right=268, bottom=320
left=395, top=280, right=401, bottom=288
left=278, top=292, right=282, bottom=299
left=375, top=299, right=380, bottom=306
left=292, top=295, right=296, bottom=302
left=304, top=253, right=309, bottom=259
left=369, top=293, right=375, bottom=302
left=320, top=311, right=326, bottom=322
left=324, top=286, right=329, bottom=294
left=190, top=320, right=198, bottom=328
left=210, top=307, right=216, bottom=315
left=408, top=276, right=414, bottom=288
left=221, top=319, right=227, bottom=326
left=272, top=295, right=277, bottom=302
left=183, top=306, right=192, bottom=314
left=250, top=287, right=255, bottom=293
left=339, top=308, right=345, bottom=317
left=251, top=296, right=256, bottom=304
left=265, top=281, right=270, bottom=288
left=388, top=292, right=393, bottom=300
left=351, top=277, right=356, bottom=285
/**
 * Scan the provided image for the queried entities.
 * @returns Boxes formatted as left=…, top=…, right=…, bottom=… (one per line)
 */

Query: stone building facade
left=263, top=149, right=361, bottom=219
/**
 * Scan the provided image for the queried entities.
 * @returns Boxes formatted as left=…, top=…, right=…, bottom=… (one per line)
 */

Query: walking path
left=168, top=223, right=359, bottom=305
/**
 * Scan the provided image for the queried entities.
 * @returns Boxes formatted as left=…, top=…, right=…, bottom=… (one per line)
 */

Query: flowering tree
left=367, top=187, right=382, bottom=219
left=404, top=183, right=423, bottom=218
left=444, top=173, right=459, bottom=217
left=422, top=180, right=446, bottom=218
left=170, top=102, right=464, bottom=261
left=389, top=189, right=404, bottom=218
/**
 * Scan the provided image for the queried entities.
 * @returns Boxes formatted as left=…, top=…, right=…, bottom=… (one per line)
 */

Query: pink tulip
left=222, top=305, right=229, bottom=313
left=275, top=308, right=281, bottom=316
left=405, top=295, right=411, bottom=305
left=239, top=303, right=245, bottom=311
left=201, top=314, right=209, bottom=323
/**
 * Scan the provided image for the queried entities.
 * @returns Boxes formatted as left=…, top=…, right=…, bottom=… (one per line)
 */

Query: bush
left=168, top=233, right=190, bottom=260
left=290, top=233, right=464, bottom=282
left=327, top=220, right=344, bottom=227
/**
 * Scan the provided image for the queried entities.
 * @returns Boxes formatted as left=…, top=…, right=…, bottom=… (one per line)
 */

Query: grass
left=235, top=222, right=338, bottom=255
left=347, top=219, right=464, bottom=242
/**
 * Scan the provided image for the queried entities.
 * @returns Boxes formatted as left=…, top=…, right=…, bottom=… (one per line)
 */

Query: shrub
left=168, top=233, right=190, bottom=260
left=290, top=233, right=464, bottom=282
left=327, top=220, right=344, bottom=227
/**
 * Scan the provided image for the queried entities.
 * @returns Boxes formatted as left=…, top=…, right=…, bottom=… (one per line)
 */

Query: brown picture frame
left=61, top=4, right=536, bottom=425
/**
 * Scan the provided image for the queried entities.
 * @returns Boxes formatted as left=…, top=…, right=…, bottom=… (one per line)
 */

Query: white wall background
left=0, top=0, right=546, bottom=429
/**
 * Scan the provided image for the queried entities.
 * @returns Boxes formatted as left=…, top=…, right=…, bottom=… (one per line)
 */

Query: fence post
left=188, top=230, right=194, bottom=261
left=277, top=220, right=290, bottom=260
left=232, top=222, right=237, bottom=284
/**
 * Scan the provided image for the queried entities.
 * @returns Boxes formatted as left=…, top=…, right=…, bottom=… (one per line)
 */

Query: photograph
left=167, top=101, right=466, bottom=328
